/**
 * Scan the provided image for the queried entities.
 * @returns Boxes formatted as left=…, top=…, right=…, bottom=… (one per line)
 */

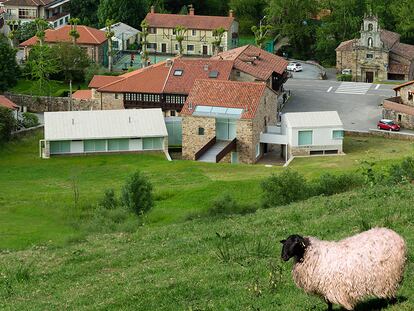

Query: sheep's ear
left=280, top=239, right=286, bottom=244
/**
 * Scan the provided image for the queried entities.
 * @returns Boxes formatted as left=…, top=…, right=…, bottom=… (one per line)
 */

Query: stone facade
left=99, top=92, right=125, bottom=110
left=383, top=82, right=414, bottom=129
left=181, top=87, right=278, bottom=164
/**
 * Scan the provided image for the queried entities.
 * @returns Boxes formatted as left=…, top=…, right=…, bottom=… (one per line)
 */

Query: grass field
left=0, top=131, right=414, bottom=251
left=11, top=80, right=88, bottom=97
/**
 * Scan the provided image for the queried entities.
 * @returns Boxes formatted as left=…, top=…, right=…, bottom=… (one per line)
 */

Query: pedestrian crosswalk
left=335, top=82, right=372, bottom=95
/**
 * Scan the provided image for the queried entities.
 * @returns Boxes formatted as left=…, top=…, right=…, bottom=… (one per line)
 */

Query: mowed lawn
left=0, top=130, right=414, bottom=250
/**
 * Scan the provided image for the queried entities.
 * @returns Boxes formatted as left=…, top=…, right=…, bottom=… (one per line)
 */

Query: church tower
left=359, top=15, right=382, bottom=49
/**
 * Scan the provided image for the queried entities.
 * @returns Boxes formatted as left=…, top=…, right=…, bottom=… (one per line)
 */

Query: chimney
left=150, top=5, right=155, bottom=14
left=189, top=4, right=195, bottom=16
left=203, top=64, right=209, bottom=71
left=229, top=10, right=234, bottom=18
left=166, top=58, right=173, bottom=67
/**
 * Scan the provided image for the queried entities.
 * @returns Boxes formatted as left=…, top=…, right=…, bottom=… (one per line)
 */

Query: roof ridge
left=83, top=25, right=100, bottom=44
left=194, top=78, right=266, bottom=86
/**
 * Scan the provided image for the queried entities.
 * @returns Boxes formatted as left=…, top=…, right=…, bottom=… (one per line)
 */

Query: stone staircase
left=197, top=140, right=230, bottom=163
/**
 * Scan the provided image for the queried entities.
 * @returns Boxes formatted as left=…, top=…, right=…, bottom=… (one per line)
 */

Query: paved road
left=283, top=79, right=395, bottom=131
left=289, top=62, right=323, bottom=80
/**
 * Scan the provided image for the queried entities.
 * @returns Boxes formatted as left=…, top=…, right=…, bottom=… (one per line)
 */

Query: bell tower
left=360, top=14, right=382, bottom=49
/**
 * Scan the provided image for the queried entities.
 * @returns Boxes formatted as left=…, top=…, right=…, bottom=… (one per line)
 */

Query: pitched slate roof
left=145, top=12, right=234, bottom=30
left=380, top=30, right=400, bottom=49
left=20, top=25, right=107, bottom=47
left=212, top=45, right=288, bottom=80
left=335, top=39, right=355, bottom=52
left=163, top=58, right=233, bottom=94
left=181, top=79, right=267, bottom=119
left=0, top=95, right=18, bottom=110
left=392, top=42, right=414, bottom=60
left=97, top=61, right=171, bottom=93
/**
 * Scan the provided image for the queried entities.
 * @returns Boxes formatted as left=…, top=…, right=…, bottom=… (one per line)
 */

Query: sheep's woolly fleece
left=292, top=228, right=407, bottom=310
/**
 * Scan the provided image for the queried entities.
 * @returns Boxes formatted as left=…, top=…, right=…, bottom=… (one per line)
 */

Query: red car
left=377, top=119, right=400, bottom=131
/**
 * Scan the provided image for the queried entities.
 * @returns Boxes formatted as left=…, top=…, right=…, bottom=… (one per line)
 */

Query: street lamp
left=259, top=15, right=267, bottom=29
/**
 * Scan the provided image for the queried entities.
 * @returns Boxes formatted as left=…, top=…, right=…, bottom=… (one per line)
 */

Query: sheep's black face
left=280, top=235, right=307, bottom=262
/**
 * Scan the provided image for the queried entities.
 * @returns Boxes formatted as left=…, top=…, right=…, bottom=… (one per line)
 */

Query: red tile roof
left=72, top=90, right=92, bottom=100
left=3, top=0, right=53, bottom=6
left=163, top=58, right=233, bottom=94
left=145, top=12, right=234, bottom=30
left=383, top=100, right=414, bottom=116
left=181, top=79, right=267, bottom=119
left=393, top=80, right=414, bottom=91
left=0, top=95, right=18, bottom=110
left=98, top=62, right=171, bottom=93
left=20, top=25, right=107, bottom=47
left=88, top=75, right=123, bottom=89
left=392, top=42, right=414, bottom=60
left=212, top=45, right=288, bottom=80
left=380, top=30, right=400, bottom=49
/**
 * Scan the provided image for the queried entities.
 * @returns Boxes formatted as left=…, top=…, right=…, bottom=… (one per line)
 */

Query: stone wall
left=345, top=129, right=414, bottom=141
left=383, top=108, right=414, bottom=130
left=5, top=93, right=100, bottom=113
left=182, top=116, right=216, bottom=160
left=100, top=92, right=125, bottom=110
left=399, top=84, right=414, bottom=107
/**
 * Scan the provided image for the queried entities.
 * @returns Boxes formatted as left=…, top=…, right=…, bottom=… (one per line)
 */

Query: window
left=173, top=28, right=176, bottom=35
left=398, top=114, right=402, bottom=122
left=18, top=8, right=37, bottom=19
left=54, top=22, right=58, bottom=28
left=198, top=127, right=205, bottom=135
left=191, top=29, right=196, bottom=36
left=231, top=152, right=238, bottom=164
left=175, top=44, right=179, bottom=51
left=187, top=44, right=194, bottom=51
left=143, top=137, right=163, bottom=150
left=148, top=43, right=157, bottom=50
left=115, top=93, right=119, bottom=99
left=108, top=139, right=129, bottom=151
left=408, top=91, right=413, bottom=100
left=60, top=19, right=63, bottom=25
left=235, top=71, right=241, bottom=77
left=149, top=27, right=156, bottom=34
left=65, top=16, right=69, bottom=23
left=298, top=130, right=313, bottom=146
left=174, top=69, right=183, bottom=76
left=170, top=110, right=176, bottom=117
left=367, top=37, right=373, bottom=48
left=50, top=141, right=70, bottom=154
left=366, top=53, right=373, bottom=59
left=256, top=143, right=261, bottom=158
left=368, top=23, right=373, bottom=31
left=84, top=140, right=106, bottom=152
left=332, top=130, right=344, bottom=140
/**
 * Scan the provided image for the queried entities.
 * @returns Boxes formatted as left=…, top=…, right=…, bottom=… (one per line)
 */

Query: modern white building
left=100, top=22, right=140, bottom=51
left=40, top=109, right=169, bottom=159
left=260, top=111, right=344, bottom=160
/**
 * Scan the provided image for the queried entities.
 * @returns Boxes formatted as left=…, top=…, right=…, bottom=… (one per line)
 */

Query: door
left=216, top=119, right=237, bottom=141
left=161, top=43, right=167, bottom=53
left=366, top=71, right=374, bottom=83
left=202, top=45, right=208, bottom=56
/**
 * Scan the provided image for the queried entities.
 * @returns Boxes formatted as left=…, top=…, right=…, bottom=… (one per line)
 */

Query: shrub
left=208, top=193, right=257, bottom=217
left=99, top=188, right=118, bottom=209
left=314, top=172, right=364, bottom=196
left=261, top=170, right=309, bottom=208
left=121, top=171, right=153, bottom=215
left=387, top=157, right=414, bottom=184
left=21, top=112, right=39, bottom=128
left=0, top=107, right=16, bottom=142
left=337, top=74, right=352, bottom=81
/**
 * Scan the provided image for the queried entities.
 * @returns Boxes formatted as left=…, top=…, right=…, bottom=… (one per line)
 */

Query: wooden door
left=366, top=71, right=374, bottom=83
left=161, top=43, right=167, bottom=53
left=202, top=45, right=208, bottom=55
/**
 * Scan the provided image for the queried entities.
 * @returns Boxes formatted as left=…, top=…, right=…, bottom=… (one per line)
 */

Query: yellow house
left=144, top=6, right=238, bottom=57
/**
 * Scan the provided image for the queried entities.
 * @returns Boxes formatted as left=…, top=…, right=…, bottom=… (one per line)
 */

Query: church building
left=336, top=15, right=414, bottom=82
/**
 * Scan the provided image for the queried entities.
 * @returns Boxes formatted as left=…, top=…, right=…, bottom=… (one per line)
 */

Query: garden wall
left=345, top=129, right=414, bottom=141
left=4, top=93, right=100, bottom=113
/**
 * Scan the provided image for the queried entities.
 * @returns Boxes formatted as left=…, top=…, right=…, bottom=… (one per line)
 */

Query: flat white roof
left=44, top=108, right=168, bottom=141
left=100, top=22, right=140, bottom=40
left=284, top=111, right=343, bottom=128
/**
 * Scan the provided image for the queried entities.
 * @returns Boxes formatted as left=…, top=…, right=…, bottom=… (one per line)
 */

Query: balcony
left=260, top=126, right=288, bottom=145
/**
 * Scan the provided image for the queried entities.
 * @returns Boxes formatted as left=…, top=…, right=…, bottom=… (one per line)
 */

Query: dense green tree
left=0, top=107, right=16, bottom=143
left=391, top=0, right=414, bottom=44
left=69, top=0, right=100, bottom=27
left=267, top=0, right=318, bottom=59
left=25, top=45, right=59, bottom=95
left=98, top=0, right=150, bottom=29
left=15, top=20, right=50, bottom=43
left=212, top=27, right=226, bottom=55
left=0, top=37, right=20, bottom=92
left=51, top=43, right=90, bottom=82
left=251, top=24, right=272, bottom=49
left=229, top=0, right=266, bottom=34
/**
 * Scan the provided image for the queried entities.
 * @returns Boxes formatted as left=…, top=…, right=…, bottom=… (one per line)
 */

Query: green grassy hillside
left=1, top=184, right=413, bottom=310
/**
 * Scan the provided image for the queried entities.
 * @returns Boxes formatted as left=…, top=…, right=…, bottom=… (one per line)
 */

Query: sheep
left=280, top=228, right=407, bottom=311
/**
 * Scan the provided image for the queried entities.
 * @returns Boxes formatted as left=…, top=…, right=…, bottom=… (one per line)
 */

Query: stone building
left=144, top=5, right=238, bottom=56
left=181, top=79, right=278, bottom=164
left=336, top=15, right=414, bottom=82
left=20, top=25, right=108, bottom=65
left=383, top=80, right=414, bottom=129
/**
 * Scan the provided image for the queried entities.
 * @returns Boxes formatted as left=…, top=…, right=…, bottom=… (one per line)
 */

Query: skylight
left=173, top=69, right=183, bottom=76
left=208, top=70, right=219, bottom=78
left=193, top=105, right=244, bottom=118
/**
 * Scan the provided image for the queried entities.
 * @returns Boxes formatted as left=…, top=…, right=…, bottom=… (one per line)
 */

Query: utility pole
left=69, top=79, right=72, bottom=111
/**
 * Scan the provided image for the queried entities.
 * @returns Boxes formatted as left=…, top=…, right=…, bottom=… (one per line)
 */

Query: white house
left=40, top=109, right=169, bottom=159
left=101, top=22, right=140, bottom=51
left=260, top=111, right=344, bottom=160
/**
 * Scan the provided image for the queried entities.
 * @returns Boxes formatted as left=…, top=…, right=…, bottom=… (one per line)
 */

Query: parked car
left=341, top=68, right=352, bottom=75
left=287, top=62, right=303, bottom=72
left=377, top=119, right=400, bottom=131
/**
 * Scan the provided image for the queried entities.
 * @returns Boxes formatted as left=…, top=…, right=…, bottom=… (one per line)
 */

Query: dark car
left=377, top=119, right=400, bottom=131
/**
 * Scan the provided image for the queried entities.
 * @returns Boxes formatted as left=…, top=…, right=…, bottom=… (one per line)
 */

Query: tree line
left=69, top=0, right=414, bottom=65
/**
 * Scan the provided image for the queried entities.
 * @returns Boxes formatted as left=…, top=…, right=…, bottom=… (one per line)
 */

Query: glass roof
left=193, top=105, right=243, bottom=119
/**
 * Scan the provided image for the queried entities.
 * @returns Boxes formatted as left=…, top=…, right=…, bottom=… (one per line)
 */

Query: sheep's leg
left=327, top=302, right=333, bottom=311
